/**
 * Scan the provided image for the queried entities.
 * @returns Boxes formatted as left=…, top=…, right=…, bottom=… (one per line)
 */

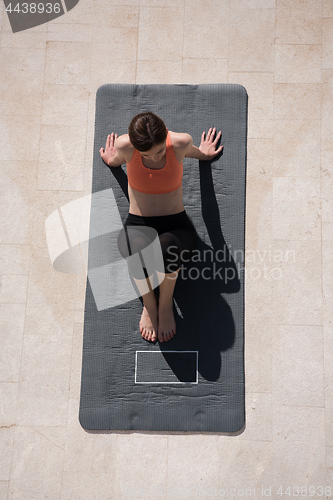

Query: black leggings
left=117, top=210, right=198, bottom=279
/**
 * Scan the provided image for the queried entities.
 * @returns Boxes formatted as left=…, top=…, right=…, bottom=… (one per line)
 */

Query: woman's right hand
left=99, top=133, right=119, bottom=167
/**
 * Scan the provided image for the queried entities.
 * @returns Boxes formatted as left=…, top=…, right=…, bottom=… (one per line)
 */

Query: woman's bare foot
left=140, top=301, right=158, bottom=342
left=157, top=302, right=176, bottom=342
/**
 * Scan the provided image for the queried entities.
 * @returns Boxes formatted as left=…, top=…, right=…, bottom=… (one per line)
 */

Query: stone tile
left=324, top=0, right=333, bottom=17
left=24, top=251, right=76, bottom=337
left=274, top=84, right=322, bottom=120
left=275, top=0, right=322, bottom=45
left=25, top=189, right=78, bottom=335
left=114, top=434, right=168, bottom=497
left=0, top=427, right=14, bottom=481
left=1, top=29, right=47, bottom=49
left=48, top=0, right=94, bottom=24
left=0, top=245, right=30, bottom=274
left=324, top=298, right=333, bottom=448
left=231, top=0, right=276, bottom=7
left=89, top=43, right=136, bottom=92
left=65, top=398, right=117, bottom=475
left=246, top=178, right=272, bottom=247
left=138, top=6, right=183, bottom=61
left=326, top=404, right=333, bottom=449
left=0, top=275, right=28, bottom=304
left=0, top=382, right=18, bottom=426
left=82, top=92, right=95, bottom=193
left=328, top=447, right=333, bottom=483
left=183, top=0, right=229, bottom=59
left=247, top=139, right=273, bottom=181
left=92, top=26, right=138, bottom=51
left=0, top=48, right=45, bottom=117
left=166, top=434, right=219, bottom=493
left=0, top=482, right=9, bottom=499
left=62, top=471, right=116, bottom=499
left=16, top=334, right=73, bottom=425
left=9, top=426, right=65, bottom=498
left=229, top=8, right=275, bottom=72
left=181, top=59, right=228, bottom=84
left=239, top=392, right=272, bottom=441
left=245, top=259, right=273, bottom=318
left=74, top=272, right=87, bottom=319
left=272, top=325, right=324, bottom=407
left=273, top=120, right=321, bottom=177
left=271, top=240, right=322, bottom=325
left=0, top=47, right=45, bottom=118
left=322, top=151, right=333, bottom=223
left=69, top=323, right=83, bottom=397
left=38, top=125, right=86, bottom=191
left=228, top=73, right=274, bottom=139
left=44, top=41, right=91, bottom=86
left=0, top=385, right=16, bottom=479
left=245, top=317, right=272, bottom=393
left=0, top=161, right=37, bottom=245
left=41, top=84, right=89, bottom=127
left=218, top=438, right=273, bottom=492
left=0, top=304, right=25, bottom=383
left=46, top=23, right=93, bottom=42
left=74, top=307, right=84, bottom=325
left=275, top=45, right=321, bottom=83
left=30, top=188, right=82, bottom=253
left=322, top=70, right=333, bottom=152
left=93, top=4, right=139, bottom=27
left=324, top=295, right=333, bottom=386
left=140, top=0, right=181, bottom=5
left=272, top=176, right=321, bottom=240
left=0, top=0, right=3, bottom=24
left=323, top=18, right=333, bottom=69
left=137, top=60, right=182, bottom=84
left=323, top=223, right=333, bottom=298
left=0, top=117, right=41, bottom=162
left=273, top=405, right=326, bottom=485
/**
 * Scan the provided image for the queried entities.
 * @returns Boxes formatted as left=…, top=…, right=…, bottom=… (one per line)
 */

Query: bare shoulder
left=169, top=131, right=193, bottom=152
left=115, top=133, right=134, bottom=162
left=115, top=133, right=133, bottom=151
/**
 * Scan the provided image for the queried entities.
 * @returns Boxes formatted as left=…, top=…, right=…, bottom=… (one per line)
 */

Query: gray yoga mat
left=79, top=84, right=247, bottom=432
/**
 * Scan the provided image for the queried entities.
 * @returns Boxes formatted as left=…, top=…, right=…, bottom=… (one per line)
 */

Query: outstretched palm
left=99, top=132, right=118, bottom=167
left=199, top=127, right=223, bottom=160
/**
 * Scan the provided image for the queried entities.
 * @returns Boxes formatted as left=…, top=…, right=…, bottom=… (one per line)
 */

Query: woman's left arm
left=184, top=127, right=223, bottom=161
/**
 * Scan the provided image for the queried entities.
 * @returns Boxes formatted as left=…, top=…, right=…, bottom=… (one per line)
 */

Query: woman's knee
left=117, top=226, right=155, bottom=258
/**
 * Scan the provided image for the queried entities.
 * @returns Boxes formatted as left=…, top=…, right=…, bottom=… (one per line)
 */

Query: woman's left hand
left=199, top=127, right=223, bottom=160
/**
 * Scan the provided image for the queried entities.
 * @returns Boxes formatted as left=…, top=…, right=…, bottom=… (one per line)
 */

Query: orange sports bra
left=126, top=131, right=183, bottom=194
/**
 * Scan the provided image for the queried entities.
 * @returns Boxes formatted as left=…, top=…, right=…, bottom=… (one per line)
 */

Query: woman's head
left=128, top=112, right=168, bottom=157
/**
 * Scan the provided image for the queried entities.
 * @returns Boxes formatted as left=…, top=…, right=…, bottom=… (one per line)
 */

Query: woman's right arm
left=99, top=133, right=127, bottom=167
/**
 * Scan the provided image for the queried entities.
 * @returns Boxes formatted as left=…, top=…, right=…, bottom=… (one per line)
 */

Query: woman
left=99, top=112, right=223, bottom=343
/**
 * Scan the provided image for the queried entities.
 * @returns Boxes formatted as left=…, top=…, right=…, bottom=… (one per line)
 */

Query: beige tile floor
left=0, top=0, right=332, bottom=498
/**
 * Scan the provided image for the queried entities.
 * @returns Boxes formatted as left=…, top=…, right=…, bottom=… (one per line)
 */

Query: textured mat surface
left=79, top=84, right=247, bottom=432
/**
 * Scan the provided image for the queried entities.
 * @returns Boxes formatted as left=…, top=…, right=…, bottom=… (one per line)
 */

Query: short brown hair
left=128, top=112, right=168, bottom=152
